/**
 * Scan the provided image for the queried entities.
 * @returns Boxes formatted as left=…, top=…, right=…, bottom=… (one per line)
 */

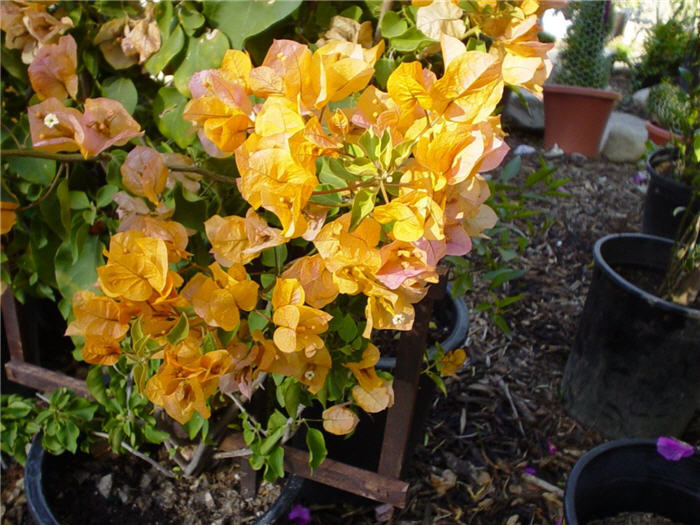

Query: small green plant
left=448, top=156, right=569, bottom=334
left=555, top=0, right=614, bottom=89
left=633, top=9, right=696, bottom=89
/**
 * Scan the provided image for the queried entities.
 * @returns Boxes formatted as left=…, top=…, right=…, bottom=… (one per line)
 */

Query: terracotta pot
left=543, top=84, right=620, bottom=157
left=645, top=121, right=682, bottom=146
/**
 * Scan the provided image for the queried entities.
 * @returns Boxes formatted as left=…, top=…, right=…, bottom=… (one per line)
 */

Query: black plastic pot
left=376, top=288, right=469, bottom=369
left=643, top=148, right=699, bottom=239
left=25, top=436, right=304, bottom=525
left=562, top=233, right=700, bottom=438
left=564, top=438, right=700, bottom=525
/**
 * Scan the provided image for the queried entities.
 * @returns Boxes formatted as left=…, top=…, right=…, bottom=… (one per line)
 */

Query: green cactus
left=554, top=0, right=613, bottom=89
left=647, top=80, right=688, bottom=132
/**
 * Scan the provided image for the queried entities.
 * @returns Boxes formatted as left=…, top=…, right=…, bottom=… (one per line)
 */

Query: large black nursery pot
left=562, top=233, right=700, bottom=438
left=25, top=436, right=304, bottom=525
left=643, top=147, right=699, bottom=239
left=564, top=438, right=700, bottom=525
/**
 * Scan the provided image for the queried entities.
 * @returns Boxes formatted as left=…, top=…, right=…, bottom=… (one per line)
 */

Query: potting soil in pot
left=42, top=449, right=281, bottom=525
left=589, top=512, right=681, bottom=525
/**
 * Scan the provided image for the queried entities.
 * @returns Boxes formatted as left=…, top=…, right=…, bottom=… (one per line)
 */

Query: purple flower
left=288, top=504, right=311, bottom=525
left=546, top=441, right=557, bottom=454
left=656, top=437, right=695, bottom=461
left=633, top=171, right=648, bottom=184
left=522, top=467, right=536, bottom=475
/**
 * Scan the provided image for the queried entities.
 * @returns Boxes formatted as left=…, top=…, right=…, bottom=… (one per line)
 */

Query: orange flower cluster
left=63, top=0, right=553, bottom=432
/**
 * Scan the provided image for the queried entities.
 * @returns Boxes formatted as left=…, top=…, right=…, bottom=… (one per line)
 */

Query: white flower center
left=304, top=370, right=315, bottom=381
left=43, top=113, right=59, bottom=128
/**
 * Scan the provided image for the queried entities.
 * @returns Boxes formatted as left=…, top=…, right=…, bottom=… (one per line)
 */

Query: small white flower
left=304, top=370, right=315, bottom=381
left=392, top=314, right=405, bottom=324
left=43, top=113, right=59, bottom=128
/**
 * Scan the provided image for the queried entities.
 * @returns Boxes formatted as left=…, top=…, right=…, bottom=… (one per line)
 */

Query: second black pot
left=643, top=148, right=699, bottom=239
left=564, top=438, right=700, bottom=525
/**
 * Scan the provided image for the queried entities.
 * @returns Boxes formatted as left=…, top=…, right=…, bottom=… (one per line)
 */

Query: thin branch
left=165, top=162, right=237, bottom=185
left=0, top=149, right=236, bottom=185
left=92, top=431, right=177, bottom=479
left=17, top=163, right=66, bottom=212
left=1, top=148, right=110, bottom=163
left=212, top=448, right=252, bottom=459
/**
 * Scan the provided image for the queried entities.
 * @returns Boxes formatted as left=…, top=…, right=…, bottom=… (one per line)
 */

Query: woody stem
left=0, top=149, right=236, bottom=185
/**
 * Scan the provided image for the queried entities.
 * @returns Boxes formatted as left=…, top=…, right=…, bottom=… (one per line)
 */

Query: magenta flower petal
left=522, top=467, right=536, bottom=475
left=546, top=441, right=557, bottom=454
left=656, top=437, right=695, bottom=461
left=288, top=503, right=311, bottom=525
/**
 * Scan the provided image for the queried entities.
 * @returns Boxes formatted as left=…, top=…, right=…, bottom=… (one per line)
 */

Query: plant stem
left=92, top=431, right=177, bottom=478
left=17, top=163, right=66, bottom=212
left=1, top=148, right=110, bottom=163
left=0, top=149, right=236, bottom=185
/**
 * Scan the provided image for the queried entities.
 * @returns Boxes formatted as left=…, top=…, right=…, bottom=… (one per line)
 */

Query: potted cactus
left=543, top=0, right=620, bottom=156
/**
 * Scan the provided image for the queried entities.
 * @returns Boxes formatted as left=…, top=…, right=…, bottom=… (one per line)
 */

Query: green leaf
left=173, top=30, right=230, bottom=96
left=153, top=86, right=195, bottom=148
left=335, top=314, right=358, bottom=343
left=260, top=425, right=286, bottom=456
left=178, top=2, right=206, bottom=35
left=203, top=0, right=301, bottom=49
left=264, top=446, right=285, bottom=481
left=340, top=5, right=362, bottom=21
left=1, top=46, right=28, bottom=82
left=261, top=244, right=287, bottom=268
left=500, top=156, right=521, bottom=182
left=171, top=183, right=208, bottom=229
left=145, top=25, right=186, bottom=75
left=373, top=57, right=395, bottom=91
left=7, top=157, right=56, bottom=186
left=183, top=411, right=205, bottom=440
left=390, top=27, right=432, bottom=52
left=349, top=188, right=376, bottom=232
left=54, top=232, right=104, bottom=300
left=283, top=380, right=301, bottom=418
left=144, top=425, right=169, bottom=443
left=426, top=371, right=447, bottom=396
left=96, top=185, right=119, bottom=208
left=249, top=453, right=265, bottom=470
left=65, top=397, right=98, bottom=420
left=166, top=312, right=190, bottom=345
left=86, top=366, right=109, bottom=407
left=101, top=77, right=138, bottom=115
left=69, top=191, right=91, bottom=210
left=305, top=427, right=327, bottom=471
left=381, top=11, right=408, bottom=38
left=248, top=310, right=269, bottom=333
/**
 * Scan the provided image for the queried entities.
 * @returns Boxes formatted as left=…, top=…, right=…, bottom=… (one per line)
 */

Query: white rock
left=543, top=144, right=564, bottom=158
left=601, top=111, right=648, bottom=162
left=503, top=89, right=544, bottom=131
left=513, top=144, right=537, bottom=156
left=97, top=474, right=113, bottom=499
left=631, top=87, right=651, bottom=110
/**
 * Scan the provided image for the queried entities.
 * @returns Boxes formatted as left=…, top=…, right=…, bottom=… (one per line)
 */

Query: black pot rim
left=564, top=438, right=700, bottom=525
left=25, top=436, right=304, bottom=525
left=645, top=147, right=693, bottom=190
left=593, top=233, right=700, bottom=320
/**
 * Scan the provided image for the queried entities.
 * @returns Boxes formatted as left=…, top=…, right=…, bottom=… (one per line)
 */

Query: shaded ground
left=3, top=120, right=698, bottom=525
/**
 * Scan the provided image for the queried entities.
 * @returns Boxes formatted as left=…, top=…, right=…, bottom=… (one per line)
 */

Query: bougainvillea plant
left=0, top=0, right=554, bottom=481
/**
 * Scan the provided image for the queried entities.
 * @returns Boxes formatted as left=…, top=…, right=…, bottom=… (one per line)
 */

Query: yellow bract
left=322, top=405, right=360, bottom=435
left=97, top=231, right=170, bottom=302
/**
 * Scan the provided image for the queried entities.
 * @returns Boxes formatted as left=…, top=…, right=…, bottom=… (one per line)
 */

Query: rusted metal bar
left=282, top=446, right=409, bottom=508
left=4, top=360, right=90, bottom=396
left=377, top=275, right=446, bottom=480
left=2, top=289, right=26, bottom=361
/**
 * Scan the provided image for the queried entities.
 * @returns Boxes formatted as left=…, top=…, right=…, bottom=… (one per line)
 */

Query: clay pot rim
left=543, top=83, right=621, bottom=101
left=593, top=233, right=700, bottom=319
left=645, top=120, right=683, bottom=140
